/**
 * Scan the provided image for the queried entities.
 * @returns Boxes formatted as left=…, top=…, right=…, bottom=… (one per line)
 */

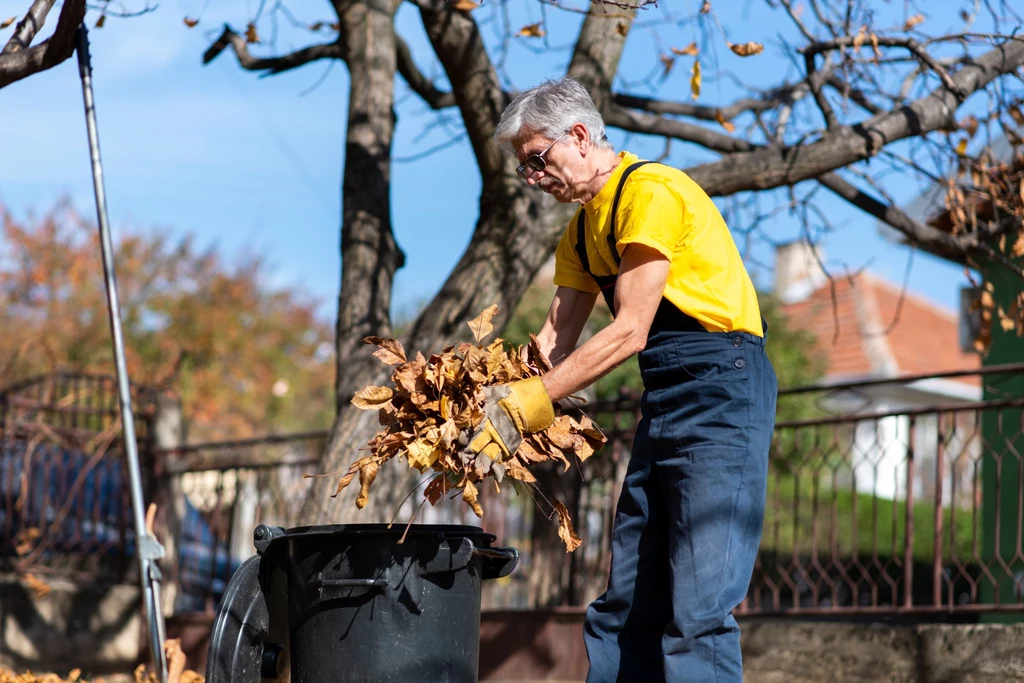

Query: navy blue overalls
left=580, top=162, right=779, bottom=683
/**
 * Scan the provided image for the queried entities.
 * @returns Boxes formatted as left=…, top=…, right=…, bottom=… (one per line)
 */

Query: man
left=458, top=77, right=777, bottom=682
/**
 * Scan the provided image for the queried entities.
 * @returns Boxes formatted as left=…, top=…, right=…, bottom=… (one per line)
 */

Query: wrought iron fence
left=0, top=373, right=159, bottom=579
left=5, top=365, right=1024, bottom=619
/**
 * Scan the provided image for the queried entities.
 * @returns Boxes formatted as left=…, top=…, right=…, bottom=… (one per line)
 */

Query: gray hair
left=494, top=77, right=613, bottom=153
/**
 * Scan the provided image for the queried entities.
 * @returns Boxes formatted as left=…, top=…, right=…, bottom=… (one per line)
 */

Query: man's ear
left=570, top=122, right=590, bottom=156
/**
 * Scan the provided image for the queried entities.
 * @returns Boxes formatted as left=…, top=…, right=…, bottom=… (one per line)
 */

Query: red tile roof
left=780, top=273, right=980, bottom=388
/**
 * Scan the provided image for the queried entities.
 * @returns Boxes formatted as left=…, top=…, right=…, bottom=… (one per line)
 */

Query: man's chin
left=542, top=183, right=571, bottom=202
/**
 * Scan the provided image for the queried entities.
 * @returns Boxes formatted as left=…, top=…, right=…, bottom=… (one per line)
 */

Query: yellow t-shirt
left=553, top=151, right=763, bottom=336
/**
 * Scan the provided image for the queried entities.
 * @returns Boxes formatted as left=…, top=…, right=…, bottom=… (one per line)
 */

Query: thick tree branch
left=685, top=37, right=1024, bottom=197
left=395, top=33, right=455, bottom=109
left=0, top=0, right=84, bottom=89
left=2, top=0, right=56, bottom=55
left=612, top=81, right=808, bottom=124
left=203, top=25, right=344, bottom=75
left=603, top=104, right=757, bottom=154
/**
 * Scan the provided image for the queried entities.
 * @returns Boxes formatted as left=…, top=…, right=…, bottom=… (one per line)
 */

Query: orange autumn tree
left=0, top=199, right=334, bottom=441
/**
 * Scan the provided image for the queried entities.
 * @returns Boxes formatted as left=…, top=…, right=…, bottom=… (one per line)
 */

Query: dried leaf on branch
left=321, top=305, right=607, bottom=551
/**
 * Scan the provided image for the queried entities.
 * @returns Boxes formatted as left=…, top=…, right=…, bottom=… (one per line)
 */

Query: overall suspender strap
left=606, top=161, right=654, bottom=267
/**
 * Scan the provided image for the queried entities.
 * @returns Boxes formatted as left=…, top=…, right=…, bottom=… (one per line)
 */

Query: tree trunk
left=301, top=1, right=640, bottom=525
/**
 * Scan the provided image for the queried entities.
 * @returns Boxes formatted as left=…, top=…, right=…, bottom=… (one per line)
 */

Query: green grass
left=761, top=474, right=981, bottom=563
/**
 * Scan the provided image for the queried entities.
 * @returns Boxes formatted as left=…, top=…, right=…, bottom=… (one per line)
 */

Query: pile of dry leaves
left=0, top=639, right=202, bottom=683
left=330, top=305, right=607, bottom=551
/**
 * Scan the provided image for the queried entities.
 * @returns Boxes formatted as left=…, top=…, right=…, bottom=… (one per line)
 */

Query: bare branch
left=612, top=80, right=810, bottom=124
left=685, top=37, right=1024, bottom=197
left=804, top=52, right=839, bottom=128
left=2, top=0, right=56, bottom=55
left=202, top=25, right=343, bottom=75
left=825, top=73, right=884, bottom=115
left=818, top=171, right=1023, bottom=280
left=602, top=104, right=757, bottom=154
left=0, top=0, right=85, bottom=89
left=803, top=35, right=965, bottom=99
left=395, top=34, right=455, bottom=110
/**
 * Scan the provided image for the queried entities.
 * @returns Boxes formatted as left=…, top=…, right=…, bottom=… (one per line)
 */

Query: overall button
left=732, top=336, right=742, bottom=347
left=734, top=358, right=746, bottom=369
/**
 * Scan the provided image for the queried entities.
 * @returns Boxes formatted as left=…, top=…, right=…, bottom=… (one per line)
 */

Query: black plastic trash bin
left=205, top=523, right=518, bottom=683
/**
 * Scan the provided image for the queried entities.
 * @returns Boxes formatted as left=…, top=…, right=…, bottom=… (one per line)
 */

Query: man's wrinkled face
left=511, top=129, right=580, bottom=202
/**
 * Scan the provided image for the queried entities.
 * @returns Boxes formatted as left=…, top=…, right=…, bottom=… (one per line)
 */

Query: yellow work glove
left=457, top=377, right=555, bottom=478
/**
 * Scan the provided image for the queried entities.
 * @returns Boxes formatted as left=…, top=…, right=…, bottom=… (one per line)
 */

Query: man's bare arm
left=535, top=286, right=598, bottom=366
left=539, top=244, right=669, bottom=402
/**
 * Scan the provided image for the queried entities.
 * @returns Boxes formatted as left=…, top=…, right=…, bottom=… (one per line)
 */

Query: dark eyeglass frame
left=516, top=132, right=566, bottom=179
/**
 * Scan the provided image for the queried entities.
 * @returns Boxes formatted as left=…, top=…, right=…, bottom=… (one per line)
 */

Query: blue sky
left=0, top=0, right=977, bottom=326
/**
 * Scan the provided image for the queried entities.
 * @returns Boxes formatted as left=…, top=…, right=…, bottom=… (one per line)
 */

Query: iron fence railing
left=4, top=366, right=1024, bottom=619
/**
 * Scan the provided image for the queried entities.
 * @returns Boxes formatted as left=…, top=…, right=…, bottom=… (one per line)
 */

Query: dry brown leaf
left=715, top=110, right=736, bottom=133
left=0, top=17, right=15, bottom=29
left=352, top=385, right=394, bottom=409
left=700, top=0, right=711, bottom=13
left=95, top=14, right=106, bottom=28
left=467, top=304, right=498, bottom=342
left=356, top=461, right=379, bottom=509
left=869, top=32, right=881, bottom=61
left=672, top=42, right=699, bottom=56
left=660, top=54, right=674, bottom=77
left=463, top=479, right=483, bottom=517
left=309, top=21, right=324, bottom=30
left=903, top=13, right=925, bottom=30
left=960, top=115, right=979, bottom=138
left=690, top=59, right=701, bottom=101
left=183, top=17, right=199, bottom=27
left=1010, top=106, right=1024, bottom=127
left=728, top=41, right=764, bottom=57
left=956, top=138, right=969, bottom=156
left=331, top=470, right=357, bottom=497
left=615, top=21, right=629, bottom=37
left=553, top=500, right=581, bottom=552
left=245, top=22, right=259, bottom=43
left=364, top=336, right=407, bottom=365
left=22, top=573, right=50, bottom=599
left=452, top=0, right=480, bottom=10
left=853, top=26, right=868, bottom=53
left=517, top=22, right=544, bottom=37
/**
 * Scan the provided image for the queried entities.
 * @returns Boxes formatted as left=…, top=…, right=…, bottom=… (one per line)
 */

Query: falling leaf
left=463, top=479, right=483, bottom=517
left=245, top=22, right=259, bottom=43
left=715, top=110, right=736, bottom=133
left=690, top=59, right=702, bottom=101
left=903, top=14, right=925, bottom=31
left=183, top=17, right=199, bottom=27
left=355, top=461, right=379, bottom=509
left=309, top=21, right=323, bottom=31
left=452, top=0, right=480, bottom=10
left=672, top=42, right=699, bottom=56
left=869, top=33, right=881, bottom=61
left=1, top=17, right=15, bottom=29
left=956, top=138, right=968, bottom=156
left=615, top=21, right=629, bottom=37
left=467, top=304, right=498, bottom=342
left=553, top=500, right=581, bottom=552
left=351, top=385, right=394, bottom=409
left=95, top=14, right=106, bottom=28
left=517, top=22, right=545, bottom=37
left=960, top=9, right=970, bottom=22
left=660, top=54, right=675, bottom=77
left=364, top=335, right=407, bottom=365
left=728, top=41, right=764, bottom=57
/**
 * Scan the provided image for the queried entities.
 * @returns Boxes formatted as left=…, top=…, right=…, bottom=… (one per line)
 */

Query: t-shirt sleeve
left=614, top=178, right=687, bottom=260
left=553, top=213, right=600, bottom=294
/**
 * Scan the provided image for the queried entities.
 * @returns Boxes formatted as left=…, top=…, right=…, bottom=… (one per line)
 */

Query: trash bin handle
left=311, top=578, right=387, bottom=590
left=475, top=546, right=519, bottom=580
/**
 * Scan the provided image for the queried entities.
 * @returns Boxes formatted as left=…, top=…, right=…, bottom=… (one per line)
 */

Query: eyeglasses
left=516, top=132, right=566, bottom=179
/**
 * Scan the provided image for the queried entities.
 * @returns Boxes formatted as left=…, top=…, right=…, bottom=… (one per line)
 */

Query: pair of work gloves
left=457, top=376, right=554, bottom=470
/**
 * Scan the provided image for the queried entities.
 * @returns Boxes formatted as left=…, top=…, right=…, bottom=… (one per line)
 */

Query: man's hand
left=457, top=377, right=555, bottom=475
